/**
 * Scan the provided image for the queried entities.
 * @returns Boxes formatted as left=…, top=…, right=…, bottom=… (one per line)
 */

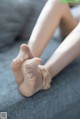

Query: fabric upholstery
left=0, top=39, right=80, bottom=119
left=0, top=0, right=33, bottom=48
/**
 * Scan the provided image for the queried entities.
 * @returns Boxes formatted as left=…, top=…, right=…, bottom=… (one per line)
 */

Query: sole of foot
left=19, top=57, right=43, bottom=97
left=11, top=44, right=34, bottom=85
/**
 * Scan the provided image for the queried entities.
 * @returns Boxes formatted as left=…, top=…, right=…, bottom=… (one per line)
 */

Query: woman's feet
left=11, top=44, right=34, bottom=85
left=19, top=57, right=43, bottom=97
left=11, top=44, right=51, bottom=97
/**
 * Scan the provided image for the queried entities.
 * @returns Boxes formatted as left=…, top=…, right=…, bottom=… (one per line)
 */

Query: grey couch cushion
left=0, top=0, right=33, bottom=48
left=22, top=0, right=46, bottom=38
left=0, top=39, right=80, bottom=119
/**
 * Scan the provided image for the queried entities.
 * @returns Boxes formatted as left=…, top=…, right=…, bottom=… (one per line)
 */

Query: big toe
left=20, top=44, right=34, bottom=59
left=23, top=57, right=42, bottom=68
left=30, top=57, right=42, bottom=67
left=20, top=44, right=30, bottom=53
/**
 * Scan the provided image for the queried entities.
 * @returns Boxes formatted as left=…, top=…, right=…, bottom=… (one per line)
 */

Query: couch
left=0, top=0, right=80, bottom=119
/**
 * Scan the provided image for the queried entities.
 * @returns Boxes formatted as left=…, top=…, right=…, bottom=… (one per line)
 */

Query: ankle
left=38, top=65, right=52, bottom=90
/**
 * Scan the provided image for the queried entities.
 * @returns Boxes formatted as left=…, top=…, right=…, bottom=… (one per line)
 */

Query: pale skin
left=11, top=0, right=80, bottom=97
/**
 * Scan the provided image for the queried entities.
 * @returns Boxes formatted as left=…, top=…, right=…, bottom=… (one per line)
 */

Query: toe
left=27, top=57, right=42, bottom=67
left=20, top=44, right=34, bottom=59
left=20, top=44, right=30, bottom=53
left=12, top=59, right=17, bottom=65
left=11, top=60, right=16, bottom=70
left=11, top=59, right=20, bottom=70
left=20, top=57, right=24, bottom=62
left=14, top=59, right=21, bottom=65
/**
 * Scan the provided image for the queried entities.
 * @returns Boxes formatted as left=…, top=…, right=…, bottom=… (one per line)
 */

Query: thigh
left=59, top=4, right=78, bottom=40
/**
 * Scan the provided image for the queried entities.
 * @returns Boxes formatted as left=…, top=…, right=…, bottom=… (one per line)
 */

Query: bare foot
left=19, top=57, right=43, bottom=97
left=11, top=44, right=34, bottom=85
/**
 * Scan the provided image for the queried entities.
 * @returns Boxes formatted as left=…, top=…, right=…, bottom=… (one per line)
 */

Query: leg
left=44, top=22, right=80, bottom=79
left=11, top=0, right=77, bottom=84
left=28, top=0, right=78, bottom=57
left=11, top=0, right=78, bottom=96
left=60, top=4, right=78, bottom=39
left=17, top=0, right=78, bottom=96
left=19, top=23, right=80, bottom=97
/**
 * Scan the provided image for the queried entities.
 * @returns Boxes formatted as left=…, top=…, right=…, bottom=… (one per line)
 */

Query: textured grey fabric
left=22, top=0, right=46, bottom=38
left=0, top=39, right=80, bottom=119
left=0, top=1, right=80, bottom=118
left=0, top=0, right=34, bottom=48
left=0, top=0, right=47, bottom=49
